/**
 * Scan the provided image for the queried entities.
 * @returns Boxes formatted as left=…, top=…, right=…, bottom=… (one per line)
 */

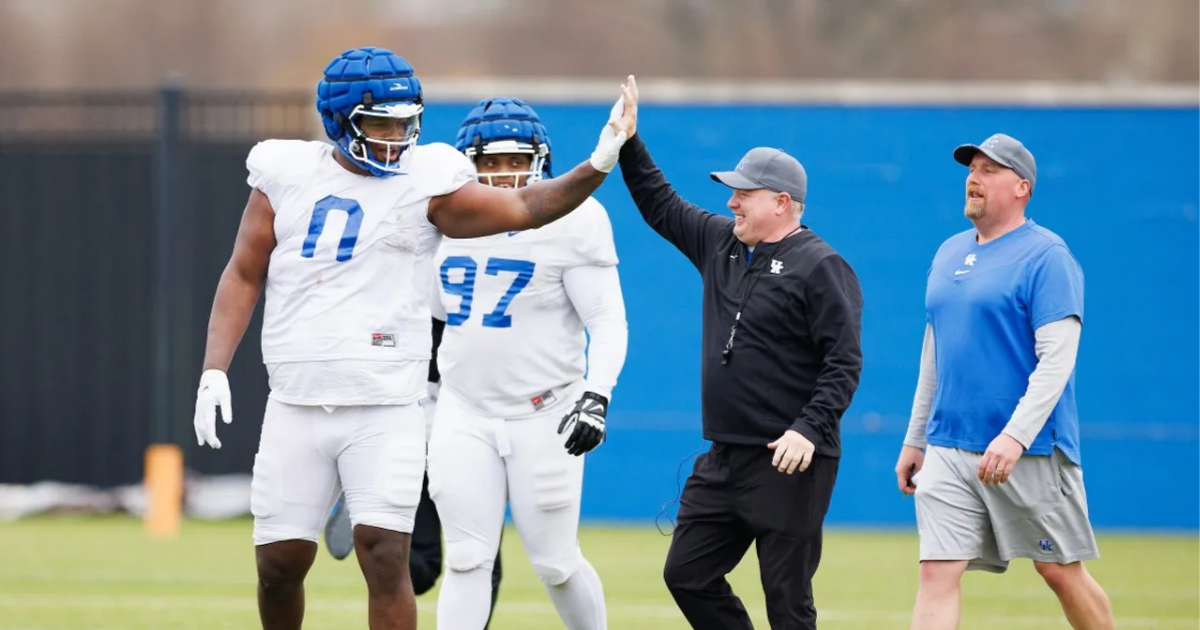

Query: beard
left=964, top=199, right=987, bottom=219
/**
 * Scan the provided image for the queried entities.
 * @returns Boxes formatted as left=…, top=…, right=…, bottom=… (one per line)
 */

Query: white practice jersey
left=433, top=196, right=619, bottom=418
left=249, top=139, right=475, bottom=405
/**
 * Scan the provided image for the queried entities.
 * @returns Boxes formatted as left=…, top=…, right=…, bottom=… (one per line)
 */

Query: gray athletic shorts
left=913, top=445, right=1100, bottom=573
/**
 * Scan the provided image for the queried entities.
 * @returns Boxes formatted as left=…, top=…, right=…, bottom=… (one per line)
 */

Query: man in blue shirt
left=895, top=134, right=1115, bottom=629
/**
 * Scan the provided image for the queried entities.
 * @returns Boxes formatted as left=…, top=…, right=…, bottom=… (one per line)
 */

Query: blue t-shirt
left=924, top=219, right=1084, bottom=464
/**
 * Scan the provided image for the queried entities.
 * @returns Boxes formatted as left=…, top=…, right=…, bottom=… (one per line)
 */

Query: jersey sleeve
left=412, top=142, right=477, bottom=198
left=246, top=139, right=307, bottom=206
left=428, top=267, right=447, bottom=322
left=563, top=264, right=628, bottom=400
left=1027, top=244, right=1085, bottom=329
left=569, top=198, right=620, bottom=268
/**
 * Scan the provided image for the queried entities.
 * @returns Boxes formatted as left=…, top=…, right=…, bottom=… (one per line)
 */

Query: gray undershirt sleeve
left=903, top=324, right=936, bottom=449
left=901, top=317, right=1082, bottom=451
left=1002, top=316, right=1082, bottom=448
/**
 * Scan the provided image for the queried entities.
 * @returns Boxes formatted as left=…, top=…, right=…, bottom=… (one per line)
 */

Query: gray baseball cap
left=953, top=133, right=1037, bottom=193
left=710, top=147, right=807, bottom=203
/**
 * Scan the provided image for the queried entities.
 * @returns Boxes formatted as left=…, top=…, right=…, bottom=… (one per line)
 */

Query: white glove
left=194, top=369, right=233, bottom=449
left=588, top=97, right=628, bottom=173
left=426, top=380, right=440, bottom=402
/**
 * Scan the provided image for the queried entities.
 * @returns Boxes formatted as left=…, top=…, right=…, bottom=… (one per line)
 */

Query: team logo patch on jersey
left=531, top=390, right=558, bottom=411
left=371, top=333, right=396, bottom=348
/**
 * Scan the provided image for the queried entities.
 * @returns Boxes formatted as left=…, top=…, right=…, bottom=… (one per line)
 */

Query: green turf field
left=0, top=516, right=1194, bottom=629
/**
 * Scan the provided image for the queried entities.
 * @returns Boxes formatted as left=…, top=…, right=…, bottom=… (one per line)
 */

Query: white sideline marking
left=0, top=594, right=1196, bottom=628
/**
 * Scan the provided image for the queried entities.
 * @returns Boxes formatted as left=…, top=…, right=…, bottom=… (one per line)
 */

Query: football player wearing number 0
left=191, top=44, right=637, bottom=630
left=425, top=97, right=629, bottom=630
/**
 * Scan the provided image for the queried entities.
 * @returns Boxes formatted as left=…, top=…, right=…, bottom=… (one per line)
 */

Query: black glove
left=557, top=391, right=608, bottom=456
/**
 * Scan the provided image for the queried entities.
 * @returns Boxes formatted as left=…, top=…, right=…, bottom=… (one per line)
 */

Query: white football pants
left=250, top=399, right=427, bottom=546
left=428, top=385, right=606, bottom=629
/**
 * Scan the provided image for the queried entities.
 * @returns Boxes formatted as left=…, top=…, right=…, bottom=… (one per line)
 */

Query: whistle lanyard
left=721, top=268, right=767, bottom=365
left=721, top=227, right=802, bottom=366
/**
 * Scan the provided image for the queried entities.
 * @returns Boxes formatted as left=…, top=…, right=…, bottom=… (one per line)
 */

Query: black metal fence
left=0, top=86, right=315, bottom=486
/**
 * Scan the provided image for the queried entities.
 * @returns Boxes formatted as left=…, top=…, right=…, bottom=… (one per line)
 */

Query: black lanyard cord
left=721, top=269, right=766, bottom=365
left=721, top=229, right=799, bottom=366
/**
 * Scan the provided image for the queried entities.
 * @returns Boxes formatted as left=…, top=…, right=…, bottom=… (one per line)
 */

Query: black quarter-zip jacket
left=618, top=134, right=863, bottom=457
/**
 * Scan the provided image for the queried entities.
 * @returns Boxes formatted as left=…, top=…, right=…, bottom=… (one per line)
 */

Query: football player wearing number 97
left=425, top=97, right=628, bottom=630
left=191, top=44, right=637, bottom=630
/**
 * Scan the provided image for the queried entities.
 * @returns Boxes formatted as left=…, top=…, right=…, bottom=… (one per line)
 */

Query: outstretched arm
left=428, top=163, right=609, bottom=238
left=618, top=133, right=732, bottom=270
left=427, top=77, right=639, bottom=239
left=612, top=76, right=731, bottom=269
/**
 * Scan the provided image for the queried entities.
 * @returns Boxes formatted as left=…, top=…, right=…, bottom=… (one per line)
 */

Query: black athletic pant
left=410, top=474, right=503, bottom=627
left=663, top=442, right=838, bottom=630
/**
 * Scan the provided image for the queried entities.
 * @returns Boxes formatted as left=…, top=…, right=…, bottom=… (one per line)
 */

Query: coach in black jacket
left=616, top=94, right=863, bottom=629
